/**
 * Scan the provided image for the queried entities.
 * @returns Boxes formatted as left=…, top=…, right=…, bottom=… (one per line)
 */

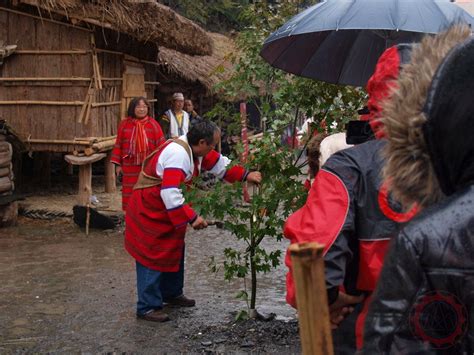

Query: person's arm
left=159, top=146, right=198, bottom=228
left=362, top=232, right=423, bottom=354
left=110, top=120, right=125, bottom=166
left=200, top=150, right=251, bottom=183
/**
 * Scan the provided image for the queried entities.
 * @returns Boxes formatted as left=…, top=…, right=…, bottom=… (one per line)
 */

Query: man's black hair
left=187, top=120, right=218, bottom=145
left=127, top=96, right=151, bottom=118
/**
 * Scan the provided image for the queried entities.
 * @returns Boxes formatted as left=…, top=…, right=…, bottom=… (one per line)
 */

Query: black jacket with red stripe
left=322, top=139, right=400, bottom=300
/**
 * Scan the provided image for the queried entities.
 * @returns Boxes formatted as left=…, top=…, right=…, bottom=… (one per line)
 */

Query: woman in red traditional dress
left=111, top=97, right=165, bottom=211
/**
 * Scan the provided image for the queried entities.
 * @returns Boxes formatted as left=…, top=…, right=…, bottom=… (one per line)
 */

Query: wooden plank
left=289, top=243, right=334, bottom=355
left=8, top=11, right=35, bottom=48
left=64, top=153, right=106, bottom=165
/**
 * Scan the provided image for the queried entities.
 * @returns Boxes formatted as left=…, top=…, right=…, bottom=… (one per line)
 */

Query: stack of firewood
left=0, top=134, right=13, bottom=195
left=71, top=136, right=116, bottom=157
left=0, top=132, right=17, bottom=226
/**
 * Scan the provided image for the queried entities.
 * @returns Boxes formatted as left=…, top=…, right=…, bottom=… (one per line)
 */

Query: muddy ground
left=0, top=217, right=300, bottom=353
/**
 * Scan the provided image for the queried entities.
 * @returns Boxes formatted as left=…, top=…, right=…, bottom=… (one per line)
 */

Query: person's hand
left=191, top=216, right=208, bottom=230
left=329, top=292, right=364, bottom=329
left=115, top=165, right=122, bottom=177
left=246, top=171, right=262, bottom=184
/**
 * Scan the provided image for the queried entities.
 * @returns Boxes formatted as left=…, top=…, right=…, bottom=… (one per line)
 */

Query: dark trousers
left=135, top=255, right=184, bottom=316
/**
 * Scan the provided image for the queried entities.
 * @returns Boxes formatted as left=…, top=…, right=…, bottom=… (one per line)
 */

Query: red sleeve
left=201, top=150, right=220, bottom=171
left=201, top=150, right=247, bottom=183
left=161, top=168, right=197, bottom=228
left=110, top=119, right=127, bottom=165
left=223, top=166, right=247, bottom=183
left=284, top=169, right=349, bottom=308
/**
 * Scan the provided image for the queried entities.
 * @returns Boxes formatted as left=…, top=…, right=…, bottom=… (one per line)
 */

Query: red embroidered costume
left=111, top=116, right=164, bottom=210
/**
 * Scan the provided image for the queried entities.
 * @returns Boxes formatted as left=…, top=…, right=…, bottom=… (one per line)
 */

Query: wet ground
left=0, top=217, right=300, bottom=353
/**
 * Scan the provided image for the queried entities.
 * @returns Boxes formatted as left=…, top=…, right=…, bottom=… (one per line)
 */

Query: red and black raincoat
left=284, top=45, right=417, bottom=352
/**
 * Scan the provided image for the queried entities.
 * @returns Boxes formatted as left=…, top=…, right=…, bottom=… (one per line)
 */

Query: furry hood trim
left=381, top=25, right=471, bottom=209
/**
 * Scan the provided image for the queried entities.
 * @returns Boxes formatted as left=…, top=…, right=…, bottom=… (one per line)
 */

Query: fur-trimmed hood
left=381, top=26, right=471, bottom=209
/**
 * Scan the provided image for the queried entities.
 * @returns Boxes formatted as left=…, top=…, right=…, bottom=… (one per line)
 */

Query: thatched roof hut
left=19, top=0, right=212, bottom=56
left=158, top=32, right=234, bottom=92
left=155, top=32, right=236, bottom=112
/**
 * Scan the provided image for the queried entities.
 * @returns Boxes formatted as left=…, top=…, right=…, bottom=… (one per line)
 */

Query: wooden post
left=78, top=164, right=92, bottom=206
left=104, top=151, right=116, bottom=193
left=65, top=153, right=106, bottom=206
left=289, top=242, right=334, bottom=355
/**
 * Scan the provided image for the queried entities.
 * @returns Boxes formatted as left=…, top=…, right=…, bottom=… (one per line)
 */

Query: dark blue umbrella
left=260, top=0, right=473, bottom=87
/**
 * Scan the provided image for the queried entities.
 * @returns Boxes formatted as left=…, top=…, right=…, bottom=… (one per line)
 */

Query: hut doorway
left=120, top=61, right=146, bottom=118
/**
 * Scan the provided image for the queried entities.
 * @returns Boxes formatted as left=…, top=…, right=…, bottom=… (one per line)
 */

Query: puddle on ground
left=0, top=218, right=298, bottom=352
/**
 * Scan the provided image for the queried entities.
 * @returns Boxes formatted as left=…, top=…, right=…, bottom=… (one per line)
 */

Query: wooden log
left=0, top=176, right=13, bottom=193
left=104, top=151, right=116, bottom=193
left=0, top=100, right=84, bottom=106
left=0, top=141, right=11, bottom=152
left=0, top=164, right=12, bottom=178
left=91, top=139, right=115, bottom=151
left=0, top=201, right=18, bottom=227
left=84, top=147, right=95, bottom=156
left=289, top=242, right=334, bottom=355
left=0, top=147, right=12, bottom=167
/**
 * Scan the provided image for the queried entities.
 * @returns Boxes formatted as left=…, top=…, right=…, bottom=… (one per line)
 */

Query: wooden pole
left=91, top=101, right=121, bottom=108
left=91, top=139, right=115, bottom=151
left=78, top=164, right=92, bottom=206
left=78, top=82, right=93, bottom=123
left=289, top=242, right=334, bottom=355
left=14, top=50, right=89, bottom=55
left=0, top=100, right=84, bottom=106
left=0, top=77, right=92, bottom=81
left=85, top=204, right=91, bottom=236
left=27, top=138, right=92, bottom=145
left=104, top=151, right=116, bottom=193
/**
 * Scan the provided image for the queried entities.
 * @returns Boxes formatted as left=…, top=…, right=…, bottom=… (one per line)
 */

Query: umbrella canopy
left=260, top=0, right=473, bottom=87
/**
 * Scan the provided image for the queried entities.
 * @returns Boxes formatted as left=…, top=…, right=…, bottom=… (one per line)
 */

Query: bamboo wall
left=0, top=7, right=158, bottom=153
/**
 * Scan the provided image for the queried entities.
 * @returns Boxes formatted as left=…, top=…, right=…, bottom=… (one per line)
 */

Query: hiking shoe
left=163, top=295, right=196, bottom=307
left=137, top=309, right=170, bottom=322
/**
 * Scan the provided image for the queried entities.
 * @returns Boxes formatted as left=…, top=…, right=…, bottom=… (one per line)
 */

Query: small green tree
left=195, top=1, right=366, bottom=317
left=187, top=132, right=307, bottom=317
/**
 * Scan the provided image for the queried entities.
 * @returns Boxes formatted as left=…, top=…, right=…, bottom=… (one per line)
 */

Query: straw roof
left=19, top=0, right=212, bottom=56
left=157, top=32, right=235, bottom=93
